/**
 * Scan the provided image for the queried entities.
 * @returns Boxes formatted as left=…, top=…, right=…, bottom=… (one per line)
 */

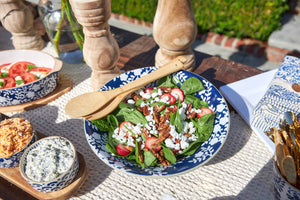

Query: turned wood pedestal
left=0, top=0, right=44, bottom=50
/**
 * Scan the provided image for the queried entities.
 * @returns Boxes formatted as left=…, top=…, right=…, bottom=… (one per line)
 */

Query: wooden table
left=0, top=26, right=264, bottom=200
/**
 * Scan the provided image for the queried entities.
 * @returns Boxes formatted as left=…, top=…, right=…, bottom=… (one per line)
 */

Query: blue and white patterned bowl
left=0, top=131, right=36, bottom=168
left=0, top=49, right=63, bottom=106
left=273, top=159, right=300, bottom=199
left=19, top=136, right=79, bottom=193
left=84, top=67, right=230, bottom=177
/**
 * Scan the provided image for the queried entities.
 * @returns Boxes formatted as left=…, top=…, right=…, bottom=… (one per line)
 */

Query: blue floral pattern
left=0, top=133, right=36, bottom=168
left=84, top=67, right=230, bottom=176
left=252, top=56, right=300, bottom=134
left=19, top=137, right=79, bottom=193
left=0, top=72, right=59, bottom=106
left=274, top=161, right=300, bottom=199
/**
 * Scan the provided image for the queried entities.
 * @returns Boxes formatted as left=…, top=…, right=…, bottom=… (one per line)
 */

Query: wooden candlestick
left=153, top=0, right=197, bottom=71
left=0, top=0, right=44, bottom=50
left=69, top=0, right=121, bottom=91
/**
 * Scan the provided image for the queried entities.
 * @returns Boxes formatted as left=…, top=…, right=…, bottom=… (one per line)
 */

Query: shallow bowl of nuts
left=0, top=118, right=37, bottom=168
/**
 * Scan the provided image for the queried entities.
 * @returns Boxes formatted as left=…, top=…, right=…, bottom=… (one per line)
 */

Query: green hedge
left=111, top=0, right=289, bottom=41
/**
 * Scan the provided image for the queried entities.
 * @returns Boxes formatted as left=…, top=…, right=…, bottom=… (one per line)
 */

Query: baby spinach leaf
left=162, top=146, right=176, bottom=164
left=105, top=143, right=118, bottom=155
left=170, top=106, right=181, bottom=133
left=144, top=150, right=157, bottom=167
left=116, top=107, right=147, bottom=124
left=196, top=113, right=216, bottom=142
left=157, top=75, right=176, bottom=88
left=107, top=115, right=119, bottom=130
left=184, top=95, right=209, bottom=109
left=181, top=77, right=204, bottom=95
left=135, top=98, right=144, bottom=106
left=180, top=140, right=202, bottom=155
left=92, top=118, right=111, bottom=131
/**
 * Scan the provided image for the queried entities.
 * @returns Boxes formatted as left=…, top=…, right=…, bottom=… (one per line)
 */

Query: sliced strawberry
left=116, top=144, right=132, bottom=156
left=119, top=121, right=134, bottom=137
left=197, top=108, right=213, bottom=118
left=145, top=136, right=161, bottom=152
left=144, top=88, right=154, bottom=93
left=172, top=149, right=180, bottom=155
left=159, top=93, right=176, bottom=105
left=171, top=88, right=185, bottom=102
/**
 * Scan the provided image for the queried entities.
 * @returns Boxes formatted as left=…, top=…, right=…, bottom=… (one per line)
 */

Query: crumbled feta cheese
left=127, top=99, right=135, bottom=105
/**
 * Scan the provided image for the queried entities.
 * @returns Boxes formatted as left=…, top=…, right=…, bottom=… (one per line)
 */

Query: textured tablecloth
left=4, top=44, right=275, bottom=200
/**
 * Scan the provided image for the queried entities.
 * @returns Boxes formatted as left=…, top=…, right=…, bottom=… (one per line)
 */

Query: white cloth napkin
left=251, top=56, right=300, bottom=133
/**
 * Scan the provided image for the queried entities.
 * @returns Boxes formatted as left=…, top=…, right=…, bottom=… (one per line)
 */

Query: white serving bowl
left=0, top=49, right=62, bottom=106
left=19, top=136, right=79, bottom=193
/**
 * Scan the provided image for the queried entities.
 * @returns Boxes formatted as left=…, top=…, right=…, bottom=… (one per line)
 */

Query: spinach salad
left=92, top=75, right=216, bottom=168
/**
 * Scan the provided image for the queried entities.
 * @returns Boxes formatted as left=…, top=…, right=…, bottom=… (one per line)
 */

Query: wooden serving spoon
left=65, top=56, right=187, bottom=118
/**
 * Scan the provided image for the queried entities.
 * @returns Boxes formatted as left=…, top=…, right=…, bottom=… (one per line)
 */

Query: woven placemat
left=4, top=59, right=275, bottom=200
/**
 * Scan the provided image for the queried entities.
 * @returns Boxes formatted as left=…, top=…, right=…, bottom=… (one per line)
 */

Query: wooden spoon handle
left=114, top=56, right=187, bottom=94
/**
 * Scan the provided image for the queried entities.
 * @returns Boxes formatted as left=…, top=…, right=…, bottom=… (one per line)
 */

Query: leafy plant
left=111, top=0, right=289, bottom=41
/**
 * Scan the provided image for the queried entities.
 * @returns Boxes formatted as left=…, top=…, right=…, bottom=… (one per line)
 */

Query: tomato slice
left=159, top=93, right=176, bottom=105
left=197, top=108, right=213, bottom=119
left=3, top=77, right=16, bottom=89
left=145, top=136, right=161, bottom=152
left=116, top=144, right=132, bottom=156
left=28, top=67, right=52, bottom=73
left=21, top=72, right=36, bottom=84
left=9, top=61, right=35, bottom=78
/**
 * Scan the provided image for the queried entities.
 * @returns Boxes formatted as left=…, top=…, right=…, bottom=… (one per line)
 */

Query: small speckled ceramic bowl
left=0, top=49, right=62, bottom=106
left=273, top=159, right=300, bottom=199
left=19, top=136, right=79, bottom=193
left=0, top=131, right=36, bottom=168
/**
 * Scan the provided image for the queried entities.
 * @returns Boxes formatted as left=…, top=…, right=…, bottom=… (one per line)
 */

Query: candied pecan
left=158, top=122, right=169, bottom=131
left=158, top=126, right=171, bottom=141
left=153, top=104, right=165, bottom=113
left=186, top=111, right=196, bottom=119
left=175, top=139, right=180, bottom=144
left=186, top=103, right=193, bottom=113
left=167, top=106, right=177, bottom=113
left=184, top=132, right=191, bottom=138
left=137, top=141, right=144, bottom=164
left=131, top=93, right=142, bottom=101
left=158, top=86, right=171, bottom=93
left=186, top=104, right=196, bottom=119
left=161, top=160, right=171, bottom=166
left=152, top=113, right=160, bottom=124
left=159, top=115, right=167, bottom=124
left=150, top=149, right=170, bottom=166
left=142, top=127, right=150, bottom=139
left=164, top=112, right=171, bottom=121
left=143, top=105, right=151, bottom=116
left=164, top=107, right=177, bottom=121
left=137, top=105, right=143, bottom=112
